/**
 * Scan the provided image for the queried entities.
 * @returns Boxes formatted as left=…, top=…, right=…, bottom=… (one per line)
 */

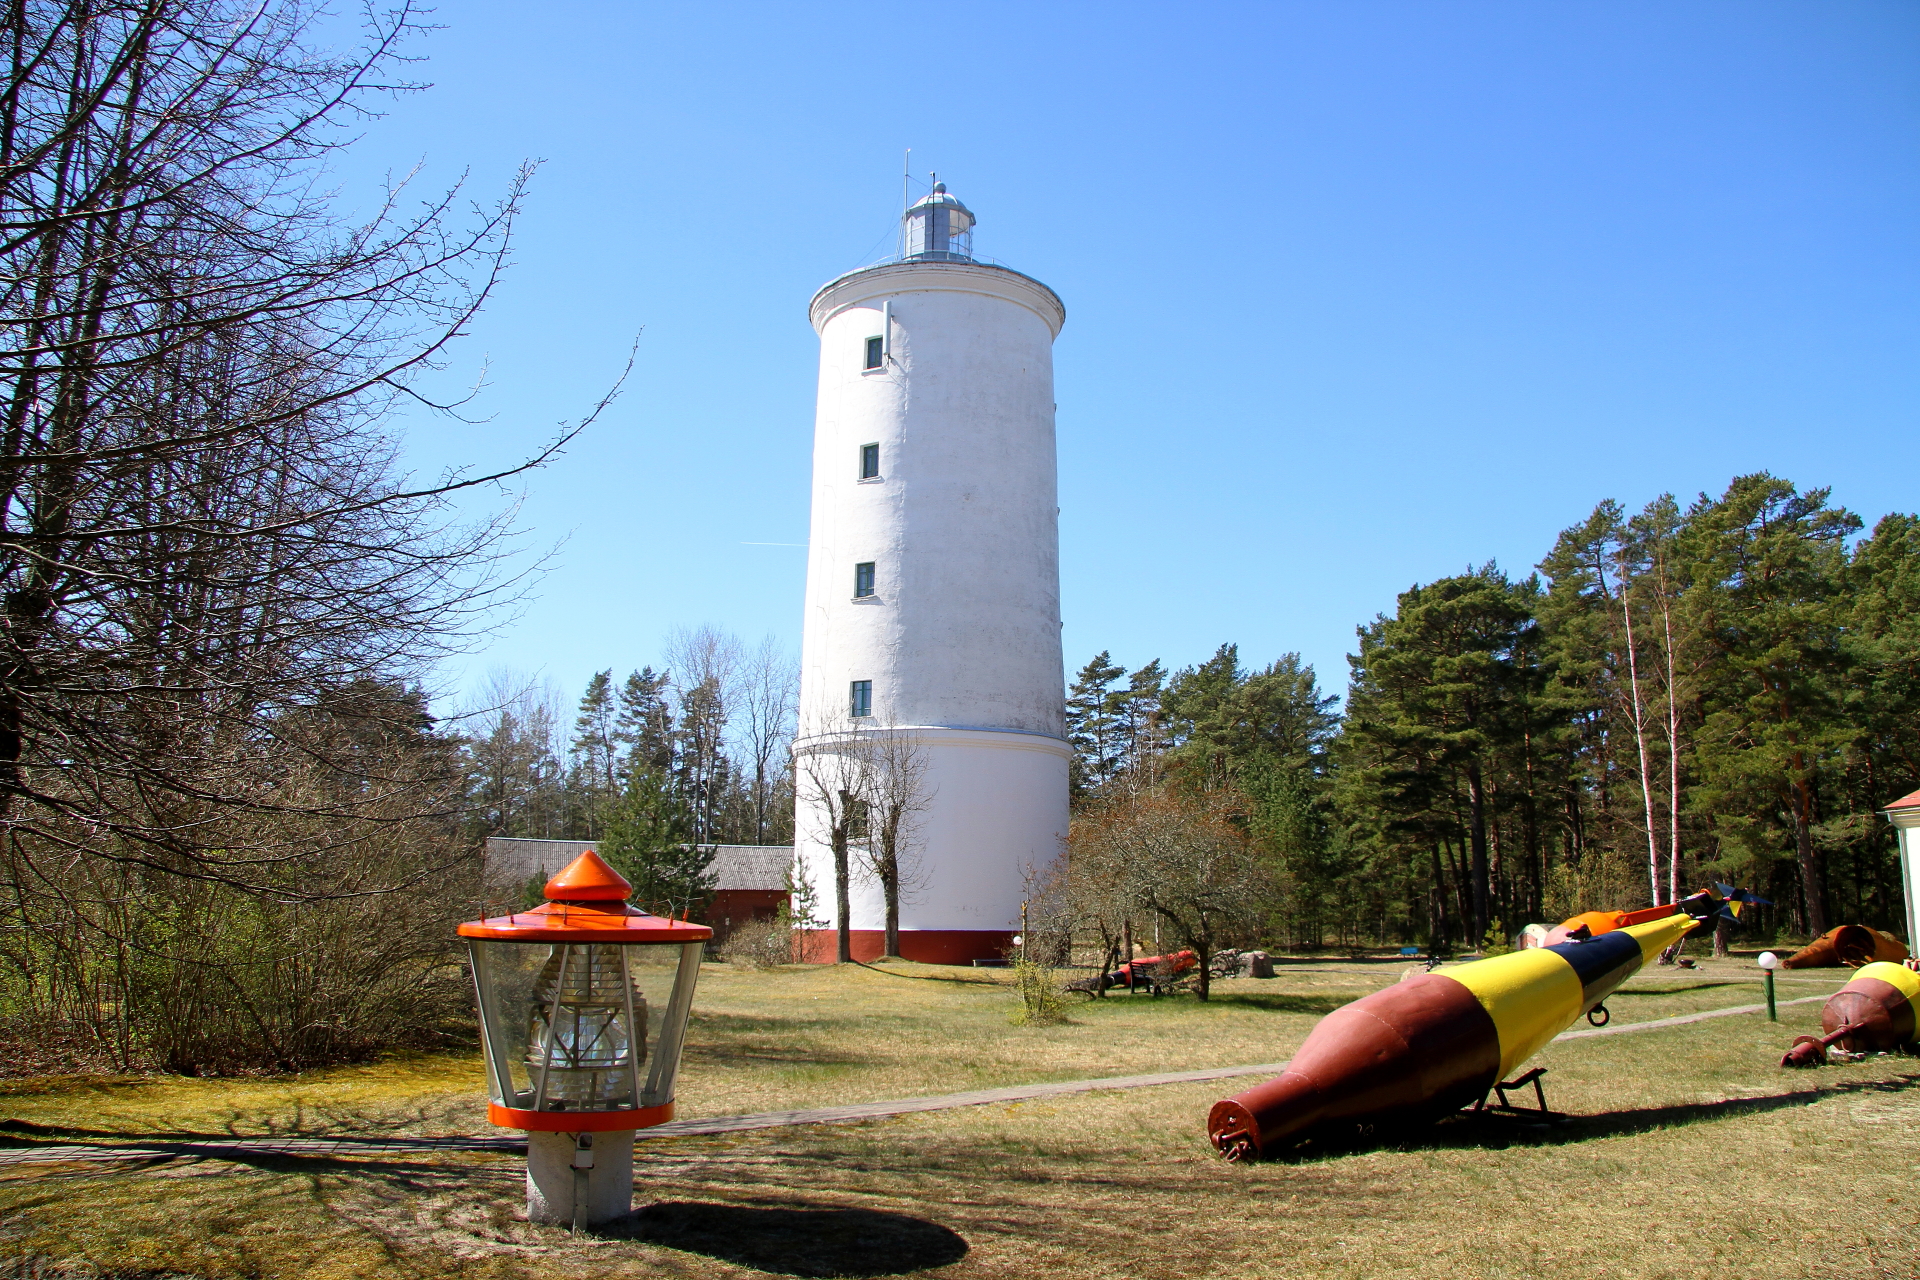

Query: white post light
left=460, top=851, right=711, bottom=1229
left=1757, top=950, right=1780, bottom=1021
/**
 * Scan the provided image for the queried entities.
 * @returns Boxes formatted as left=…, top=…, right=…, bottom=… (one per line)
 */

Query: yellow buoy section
left=1446, top=910, right=1698, bottom=1079
left=1854, top=960, right=1920, bottom=1004
left=1446, top=948, right=1584, bottom=1078
left=1623, top=912, right=1697, bottom=967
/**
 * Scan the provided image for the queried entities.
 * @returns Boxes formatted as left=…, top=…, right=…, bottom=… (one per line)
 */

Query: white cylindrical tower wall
left=794, top=252, right=1068, bottom=964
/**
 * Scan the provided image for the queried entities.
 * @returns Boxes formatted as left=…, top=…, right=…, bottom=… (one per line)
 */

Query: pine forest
left=1065, top=474, right=1918, bottom=955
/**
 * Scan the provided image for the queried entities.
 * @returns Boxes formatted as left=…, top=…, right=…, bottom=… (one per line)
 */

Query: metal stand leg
left=1474, top=1067, right=1564, bottom=1120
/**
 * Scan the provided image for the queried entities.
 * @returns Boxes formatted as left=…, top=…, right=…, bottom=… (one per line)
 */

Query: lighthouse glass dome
left=468, top=939, right=696, bottom=1117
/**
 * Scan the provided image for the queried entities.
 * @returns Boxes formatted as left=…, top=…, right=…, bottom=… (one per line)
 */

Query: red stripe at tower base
left=799, top=929, right=1016, bottom=966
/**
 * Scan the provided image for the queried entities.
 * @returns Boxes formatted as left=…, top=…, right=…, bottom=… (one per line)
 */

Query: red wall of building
left=703, top=890, right=789, bottom=945
left=799, top=929, right=1016, bottom=966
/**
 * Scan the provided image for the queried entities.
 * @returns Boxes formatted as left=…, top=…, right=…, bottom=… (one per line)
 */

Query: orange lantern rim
left=457, top=902, right=713, bottom=943
left=487, top=1101, right=677, bottom=1132
left=458, top=850, right=714, bottom=943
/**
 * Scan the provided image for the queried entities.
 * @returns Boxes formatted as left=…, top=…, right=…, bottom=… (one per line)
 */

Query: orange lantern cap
left=543, top=850, right=631, bottom=901
left=456, top=849, right=713, bottom=944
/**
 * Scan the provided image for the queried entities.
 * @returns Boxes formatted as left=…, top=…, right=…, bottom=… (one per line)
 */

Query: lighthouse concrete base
left=526, top=1130, right=634, bottom=1227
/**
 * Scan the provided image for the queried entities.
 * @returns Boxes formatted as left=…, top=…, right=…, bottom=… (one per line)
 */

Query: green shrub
left=721, top=914, right=797, bottom=969
left=1010, top=956, right=1069, bottom=1027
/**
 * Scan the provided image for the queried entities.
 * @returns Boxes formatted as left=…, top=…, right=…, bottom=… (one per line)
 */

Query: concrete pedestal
left=525, top=1130, right=635, bottom=1227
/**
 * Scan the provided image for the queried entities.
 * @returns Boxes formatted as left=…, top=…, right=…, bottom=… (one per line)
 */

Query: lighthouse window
left=859, top=443, right=880, bottom=480
left=849, top=680, right=873, bottom=719
left=854, top=562, right=876, bottom=598
left=864, top=336, right=884, bottom=370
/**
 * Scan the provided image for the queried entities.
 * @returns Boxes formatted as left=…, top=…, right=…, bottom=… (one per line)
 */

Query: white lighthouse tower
left=793, top=184, right=1068, bottom=965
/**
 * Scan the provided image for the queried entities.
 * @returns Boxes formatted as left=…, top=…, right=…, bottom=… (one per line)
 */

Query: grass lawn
left=3, top=955, right=1913, bottom=1279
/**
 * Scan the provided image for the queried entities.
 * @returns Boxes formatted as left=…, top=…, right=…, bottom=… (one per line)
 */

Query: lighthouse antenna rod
left=900, top=148, right=911, bottom=257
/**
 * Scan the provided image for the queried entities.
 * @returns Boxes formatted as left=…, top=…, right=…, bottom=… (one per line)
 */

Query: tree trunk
left=882, top=863, right=899, bottom=959
left=1122, top=918, right=1134, bottom=991
left=1660, top=584, right=1683, bottom=907
left=832, top=790, right=853, bottom=963
left=1194, top=930, right=1211, bottom=1002
left=1793, top=780, right=1828, bottom=936
left=1619, top=577, right=1663, bottom=904
left=1466, top=761, right=1490, bottom=941
left=881, top=815, right=902, bottom=958
left=1428, top=843, right=1447, bottom=953
left=1521, top=728, right=1543, bottom=922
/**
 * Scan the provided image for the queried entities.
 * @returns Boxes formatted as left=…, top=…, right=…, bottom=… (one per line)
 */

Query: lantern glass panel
left=469, top=940, right=700, bottom=1114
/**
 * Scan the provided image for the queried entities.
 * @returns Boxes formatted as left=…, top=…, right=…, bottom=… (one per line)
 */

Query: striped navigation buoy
left=1782, top=960, right=1920, bottom=1066
left=1208, top=911, right=1701, bottom=1160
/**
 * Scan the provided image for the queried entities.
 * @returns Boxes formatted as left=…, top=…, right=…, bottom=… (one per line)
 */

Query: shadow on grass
left=606, top=1200, right=968, bottom=1277
left=682, top=1045, right=871, bottom=1070
left=1608, top=982, right=1746, bottom=997
left=0, top=1118, right=521, bottom=1161
left=1079, top=991, right=1352, bottom=1016
left=1202, top=993, right=1355, bottom=1015
left=1272, top=1070, right=1920, bottom=1163
left=682, top=1012, right=879, bottom=1069
left=851, top=960, right=1006, bottom=988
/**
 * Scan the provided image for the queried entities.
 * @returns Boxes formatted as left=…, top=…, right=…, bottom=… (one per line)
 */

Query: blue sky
left=344, top=1, right=1919, bottom=711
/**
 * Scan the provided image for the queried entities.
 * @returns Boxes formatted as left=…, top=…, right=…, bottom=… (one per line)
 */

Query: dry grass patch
left=1, top=956, right=1901, bottom=1279
left=0, top=1051, right=487, bottom=1142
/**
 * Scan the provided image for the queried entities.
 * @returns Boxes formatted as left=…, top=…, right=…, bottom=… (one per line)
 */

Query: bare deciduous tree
left=1070, top=789, right=1266, bottom=1000
left=856, top=724, right=931, bottom=959
left=665, top=625, right=743, bottom=843
left=794, top=715, right=871, bottom=963
left=0, top=0, right=619, bottom=893
left=738, top=635, right=798, bottom=844
left=0, top=0, right=622, bottom=1070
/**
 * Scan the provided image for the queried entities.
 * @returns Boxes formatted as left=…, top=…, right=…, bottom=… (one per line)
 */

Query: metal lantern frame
left=458, top=852, right=712, bottom=1133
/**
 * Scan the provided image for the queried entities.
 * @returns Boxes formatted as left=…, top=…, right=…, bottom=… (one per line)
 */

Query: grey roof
left=483, top=838, right=792, bottom=893
left=705, top=845, right=797, bottom=892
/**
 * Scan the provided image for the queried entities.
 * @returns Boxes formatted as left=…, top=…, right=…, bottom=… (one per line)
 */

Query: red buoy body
left=1782, top=961, right=1920, bottom=1066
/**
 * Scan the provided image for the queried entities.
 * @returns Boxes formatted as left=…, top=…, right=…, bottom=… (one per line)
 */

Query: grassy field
left=3, top=954, right=1913, bottom=1279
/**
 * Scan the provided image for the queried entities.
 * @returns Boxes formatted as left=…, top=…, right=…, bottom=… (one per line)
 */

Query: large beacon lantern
left=459, top=851, right=711, bottom=1228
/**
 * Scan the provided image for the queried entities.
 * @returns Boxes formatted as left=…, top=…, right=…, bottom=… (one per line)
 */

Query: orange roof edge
left=1884, top=788, right=1920, bottom=812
